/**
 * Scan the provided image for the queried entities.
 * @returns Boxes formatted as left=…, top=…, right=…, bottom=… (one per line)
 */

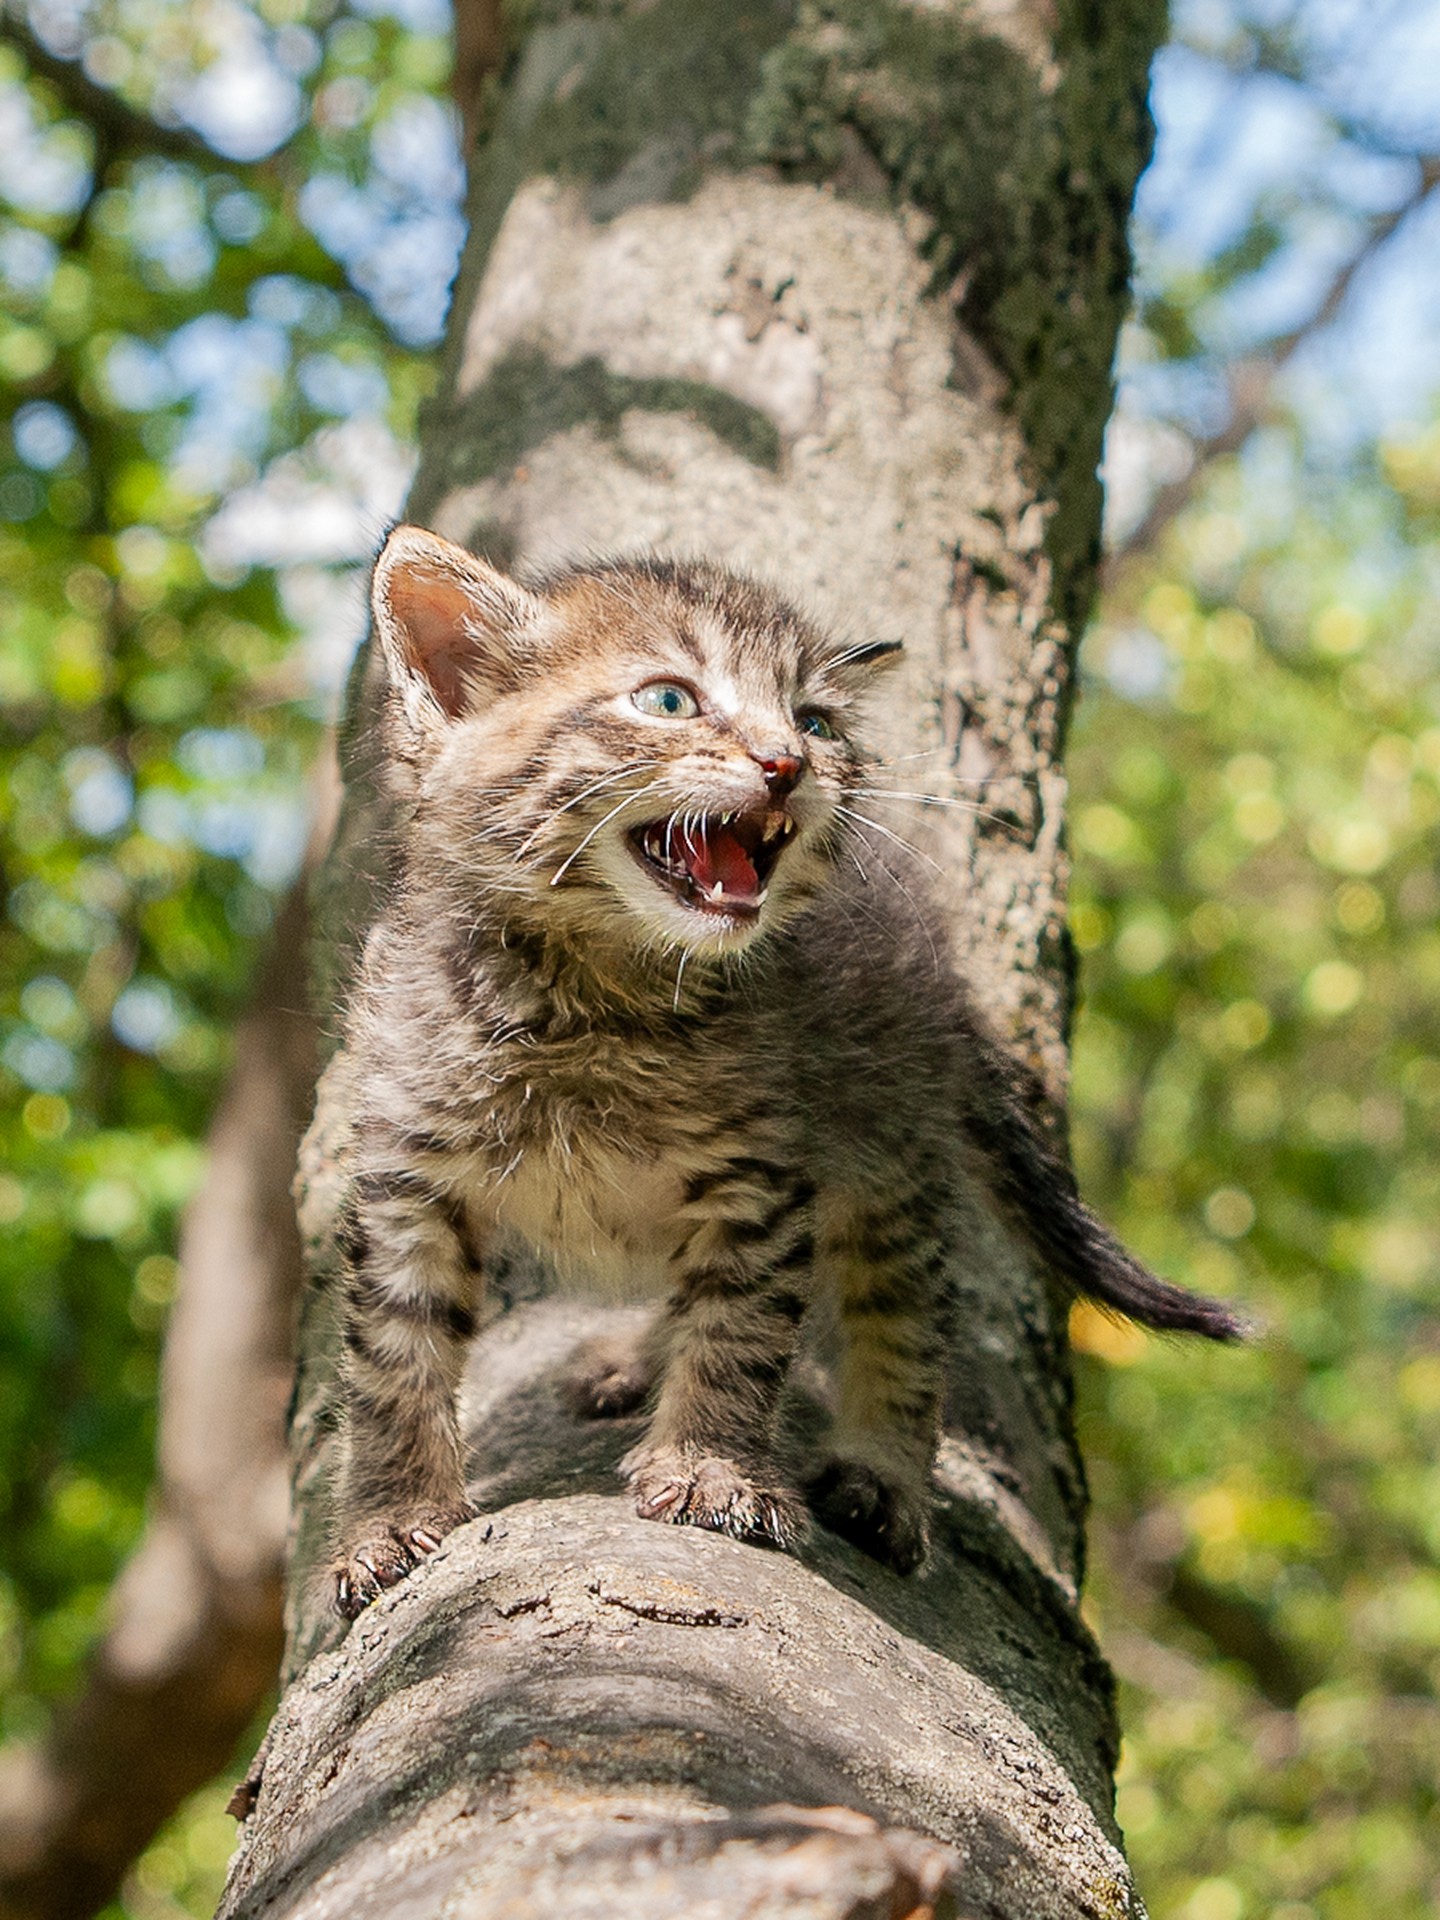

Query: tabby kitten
left=324, top=524, right=1243, bottom=1617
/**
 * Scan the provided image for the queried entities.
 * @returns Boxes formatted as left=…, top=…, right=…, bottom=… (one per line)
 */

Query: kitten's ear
left=826, top=637, right=904, bottom=691
left=371, top=525, right=544, bottom=727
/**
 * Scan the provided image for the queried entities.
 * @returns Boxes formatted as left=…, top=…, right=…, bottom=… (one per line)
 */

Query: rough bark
left=224, top=4, right=1168, bottom=1915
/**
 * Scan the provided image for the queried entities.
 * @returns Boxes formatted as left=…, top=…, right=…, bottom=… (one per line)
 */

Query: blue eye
left=633, top=681, right=700, bottom=719
left=798, top=711, right=836, bottom=740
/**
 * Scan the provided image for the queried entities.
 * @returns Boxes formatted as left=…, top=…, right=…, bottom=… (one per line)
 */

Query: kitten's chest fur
left=489, top=1135, right=685, bottom=1298
left=424, top=962, right=767, bottom=1299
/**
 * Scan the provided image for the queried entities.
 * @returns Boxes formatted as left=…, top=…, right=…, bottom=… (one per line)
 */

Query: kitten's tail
left=1011, top=1174, right=1253, bottom=1340
left=962, top=1030, right=1253, bottom=1343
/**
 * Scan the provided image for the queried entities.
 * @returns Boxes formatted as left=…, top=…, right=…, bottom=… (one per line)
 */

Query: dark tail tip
left=1088, top=1253, right=1256, bottom=1343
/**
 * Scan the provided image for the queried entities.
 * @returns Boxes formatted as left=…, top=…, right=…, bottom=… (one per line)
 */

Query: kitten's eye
left=798, top=711, right=836, bottom=740
left=633, top=681, right=700, bottom=720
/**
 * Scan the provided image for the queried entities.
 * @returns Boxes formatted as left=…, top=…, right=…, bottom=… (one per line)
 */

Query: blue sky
left=6, top=0, right=1439, bottom=677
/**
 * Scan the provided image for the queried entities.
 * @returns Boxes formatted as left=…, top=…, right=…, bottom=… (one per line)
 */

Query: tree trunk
left=222, top=3, right=1166, bottom=1914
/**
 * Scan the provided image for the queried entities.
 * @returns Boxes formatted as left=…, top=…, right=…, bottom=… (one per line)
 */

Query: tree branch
left=0, top=7, right=221, bottom=164
left=221, top=1303, right=1129, bottom=1920
left=449, top=0, right=506, bottom=171
left=1106, top=159, right=1440, bottom=576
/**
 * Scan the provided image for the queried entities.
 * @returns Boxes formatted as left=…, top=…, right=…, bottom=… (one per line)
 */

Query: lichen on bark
left=746, top=0, right=1165, bottom=630
left=409, top=348, right=780, bottom=529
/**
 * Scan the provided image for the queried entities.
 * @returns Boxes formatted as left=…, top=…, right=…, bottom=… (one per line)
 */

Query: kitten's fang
left=629, top=806, right=793, bottom=917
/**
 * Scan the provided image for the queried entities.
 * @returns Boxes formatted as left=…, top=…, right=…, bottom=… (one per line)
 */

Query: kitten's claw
left=806, top=1458, right=929, bottom=1574
left=356, top=1546, right=407, bottom=1586
left=332, top=1501, right=477, bottom=1619
left=621, top=1444, right=805, bottom=1550
left=635, top=1480, right=684, bottom=1517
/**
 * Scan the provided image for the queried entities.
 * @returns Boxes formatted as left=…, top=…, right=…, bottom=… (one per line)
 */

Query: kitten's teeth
left=710, top=882, right=724, bottom=900
left=762, top=815, right=783, bottom=843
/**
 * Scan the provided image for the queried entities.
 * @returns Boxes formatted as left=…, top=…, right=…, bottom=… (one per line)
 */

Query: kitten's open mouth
left=629, top=810, right=796, bottom=916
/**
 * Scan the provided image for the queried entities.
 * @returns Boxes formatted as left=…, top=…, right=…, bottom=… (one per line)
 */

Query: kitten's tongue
left=687, top=822, right=759, bottom=900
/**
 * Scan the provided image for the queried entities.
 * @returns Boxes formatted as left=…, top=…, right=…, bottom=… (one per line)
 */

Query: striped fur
left=324, top=527, right=1243, bottom=1618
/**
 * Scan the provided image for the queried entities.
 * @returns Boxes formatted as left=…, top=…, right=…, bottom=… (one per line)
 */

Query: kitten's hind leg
left=808, top=1193, right=952, bottom=1575
left=560, top=1328, right=657, bottom=1420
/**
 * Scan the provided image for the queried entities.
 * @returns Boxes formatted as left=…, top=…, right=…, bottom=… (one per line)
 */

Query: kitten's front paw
left=560, top=1333, right=654, bottom=1420
left=806, top=1459, right=929, bottom=1574
left=621, top=1444, right=805, bottom=1550
left=332, top=1500, right=477, bottom=1619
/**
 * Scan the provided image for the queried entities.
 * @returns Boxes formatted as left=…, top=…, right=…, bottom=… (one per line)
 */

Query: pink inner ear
left=389, top=569, right=486, bottom=719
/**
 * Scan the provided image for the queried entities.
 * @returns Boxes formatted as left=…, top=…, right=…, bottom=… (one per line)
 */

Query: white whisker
left=834, top=811, right=943, bottom=971
left=871, top=748, right=1000, bottom=781
left=549, top=780, right=665, bottom=887
left=514, top=762, right=649, bottom=855
left=828, top=638, right=896, bottom=668
left=858, top=786, right=1024, bottom=837
left=835, top=804, right=943, bottom=874
left=864, top=788, right=980, bottom=809
left=672, top=947, right=691, bottom=1014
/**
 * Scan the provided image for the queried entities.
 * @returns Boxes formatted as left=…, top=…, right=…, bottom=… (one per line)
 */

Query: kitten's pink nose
left=757, top=752, right=803, bottom=797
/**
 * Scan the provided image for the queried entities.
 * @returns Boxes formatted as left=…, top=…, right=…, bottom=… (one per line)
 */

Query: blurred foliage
left=1072, top=421, right=1440, bottom=1920
left=0, top=0, right=457, bottom=1909
left=1066, top=3, right=1440, bottom=1914
left=1, top=0, right=1438, bottom=1917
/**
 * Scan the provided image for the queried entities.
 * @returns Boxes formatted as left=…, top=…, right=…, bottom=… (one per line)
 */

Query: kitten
left=323, top=524, right=1244, bottom=1618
